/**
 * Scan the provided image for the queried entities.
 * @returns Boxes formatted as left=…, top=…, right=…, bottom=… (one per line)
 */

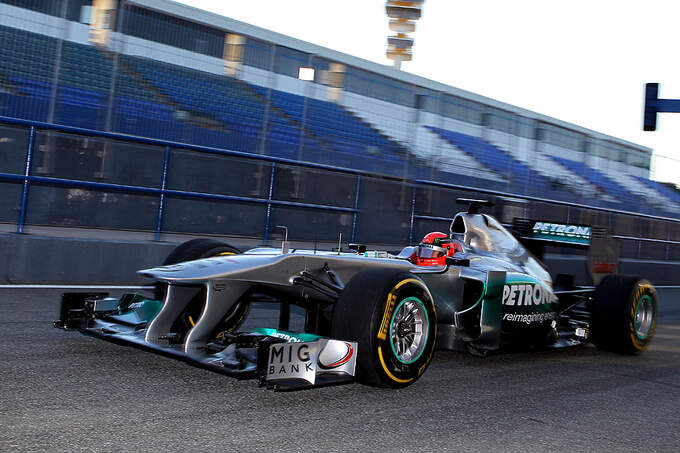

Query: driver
left=411, top=232, right=463, bottom=266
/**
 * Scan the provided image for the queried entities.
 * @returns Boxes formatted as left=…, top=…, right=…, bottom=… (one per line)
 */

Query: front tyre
left=331, top=269, right=437, bottom=388
left=591, top=275, right=657, bottom=353
left=155, top=239, right=247, bottom=336
left=155, top=238, right=241, bottom=301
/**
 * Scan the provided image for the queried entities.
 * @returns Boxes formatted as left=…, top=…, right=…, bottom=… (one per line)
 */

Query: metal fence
left=1, top=116, right=680, bottom=262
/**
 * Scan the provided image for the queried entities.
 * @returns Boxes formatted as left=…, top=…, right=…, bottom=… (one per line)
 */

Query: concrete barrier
left=0, top=234, right=173, bottom=285
left=1, top=233, right=678, bottom=286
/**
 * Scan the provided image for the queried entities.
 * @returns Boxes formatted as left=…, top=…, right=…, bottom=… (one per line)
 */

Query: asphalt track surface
left=1, top=288, right=679, bottom=452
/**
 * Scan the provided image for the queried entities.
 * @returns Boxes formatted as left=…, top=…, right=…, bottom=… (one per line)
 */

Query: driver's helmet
left=414, top=232, right=457, bottom=266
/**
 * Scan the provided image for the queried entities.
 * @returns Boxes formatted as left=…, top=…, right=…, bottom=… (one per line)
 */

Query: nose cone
left=137, top=254, right=282, bottom=283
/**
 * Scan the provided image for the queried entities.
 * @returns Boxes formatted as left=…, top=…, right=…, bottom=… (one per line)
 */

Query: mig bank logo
left=268, top=342, right=317, bottom=384
left=266, top=339, right=358, bottom=385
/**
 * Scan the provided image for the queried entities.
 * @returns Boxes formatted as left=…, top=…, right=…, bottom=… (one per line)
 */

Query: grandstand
left=0, top=0, right=676, bottom=216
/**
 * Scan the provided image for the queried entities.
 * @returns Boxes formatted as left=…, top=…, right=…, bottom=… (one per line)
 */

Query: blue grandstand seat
left=426, top=126, right=579, bottom=200
left=122, top=56, right=411, bottom=170
left=0, top=25, right=412, bottom=173
left=549, top=156, right=650, bottom=210
left=4, top=24, right=666, bottom=214
left=0, top=26, right=171, bottom=133
left=631, top=176, right=680, bottom=206
left=250, top=86, right=407, bottom=161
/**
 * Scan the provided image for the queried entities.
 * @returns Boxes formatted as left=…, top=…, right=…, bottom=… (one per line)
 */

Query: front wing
left=55, top=292, right=357, bottom=390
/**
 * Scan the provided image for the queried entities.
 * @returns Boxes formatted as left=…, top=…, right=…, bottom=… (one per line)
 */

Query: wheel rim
left=634, top=295, right=654, bottom=339
left=389, top=296, right=429, bottom=364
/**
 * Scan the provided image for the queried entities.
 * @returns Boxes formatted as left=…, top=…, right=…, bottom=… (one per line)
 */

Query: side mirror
left=446, top=257, right=470, bottom=267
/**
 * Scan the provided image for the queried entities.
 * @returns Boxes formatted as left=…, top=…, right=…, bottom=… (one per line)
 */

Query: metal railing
left=0, top=116, right=679, bottom=261
left=0, top=116, right=364, bottom=241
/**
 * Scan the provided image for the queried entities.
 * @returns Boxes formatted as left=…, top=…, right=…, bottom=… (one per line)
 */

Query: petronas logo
left=502, top=283, right=557, bottom=306
left=532, top=222, right=591, bottom=240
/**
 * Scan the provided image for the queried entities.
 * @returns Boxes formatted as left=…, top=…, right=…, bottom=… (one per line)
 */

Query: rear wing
left=512, top=219, right=608, bottom=248
left=512, top=218, right=619, bottom=285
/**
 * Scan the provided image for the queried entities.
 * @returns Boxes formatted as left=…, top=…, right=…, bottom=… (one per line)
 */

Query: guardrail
left=0, top=116, right=364, bottom=242
left=0, top=116, right=678, bottom=261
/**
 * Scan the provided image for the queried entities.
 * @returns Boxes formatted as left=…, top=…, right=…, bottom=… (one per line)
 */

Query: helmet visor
left=417, top=244, right=447, bottom=259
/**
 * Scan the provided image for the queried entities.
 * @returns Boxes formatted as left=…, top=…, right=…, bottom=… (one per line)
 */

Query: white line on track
left=0, top=285, right=154, bottom=290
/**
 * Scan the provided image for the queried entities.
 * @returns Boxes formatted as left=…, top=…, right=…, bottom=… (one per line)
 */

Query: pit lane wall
left=1, top=118, right=679, bottom=286
left=0, top=233, right=678, bottom=286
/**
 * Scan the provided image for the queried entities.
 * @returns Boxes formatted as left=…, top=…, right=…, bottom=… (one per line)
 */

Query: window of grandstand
left=629, top=150, right=651, bottom=169
left=614, top=144, right=628, bottom=162
left=123, top=5, right=224, bottom=58
left=274, top=46, right=309, bottom=78
left=9, top=0, right=96, bottom=23
left=68, top=0, right=93, bottom=22
left=539, top=124, right=586, bottom=151
left=374, top=74, right=412, bottom=106
left=621, top=146, right=648, bottom=169
left=243, top=37, right=273, bottom=70
left=310, top=56, right=331, bottom=84
left=485, top=107, right=515, bottom=134
left=593, top=141, right=610, bottom=159
left=397, top=79, right=414, bottom=106
left=599, top=141, right=622, bottom=162
left=597, top=141, right=650, bottom=169
left=415, top=88, right=438, bottom=112
left=345, top=66, right=413, bottom=106
left=3, top=0, right=64, bottom=17
left=78, top=5, right=92, bottom=24
left=298, top=67, right=315, bottom=81
left=441, top=94, right=484, bottom=125
left=344, top=67, right=372, bottom=98
left=516, top=117, right=536, bottom=139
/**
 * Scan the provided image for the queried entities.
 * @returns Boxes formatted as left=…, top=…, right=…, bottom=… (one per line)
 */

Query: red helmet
left=413, top=232, right=458, bottom=266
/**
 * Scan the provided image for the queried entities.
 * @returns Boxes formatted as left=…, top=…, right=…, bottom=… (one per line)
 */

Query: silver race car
left=57, top=199, right=658, bottom=389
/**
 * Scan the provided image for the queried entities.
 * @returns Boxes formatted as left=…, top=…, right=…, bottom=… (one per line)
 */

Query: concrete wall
left=0, top=233, right=174, bottom=285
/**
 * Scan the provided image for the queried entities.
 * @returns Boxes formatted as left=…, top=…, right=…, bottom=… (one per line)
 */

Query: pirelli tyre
left=331, top=269, right=437, bottom=388
left=155, top=239, right=248, bottom=335
left=591, top=275, right=657, bottom=354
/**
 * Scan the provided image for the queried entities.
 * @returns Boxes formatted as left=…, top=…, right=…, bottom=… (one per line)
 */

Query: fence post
left=263, top=162, right=276, bottom=243
left=637, top=240, right=642, bottom=259
left=17, top=126, right=36, bottom=234
left=154, top=146, right=171, bottom=241
left=351, top=174, right=361, bottom=243
left=408, top=183, right=417, bottom=245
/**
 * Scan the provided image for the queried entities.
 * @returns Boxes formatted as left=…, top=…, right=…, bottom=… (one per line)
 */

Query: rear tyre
left=591, top=275, right=657, bottom=353
left=331, top=269, right=437, bottom=388
left=155, top=239, right=247, bottom=335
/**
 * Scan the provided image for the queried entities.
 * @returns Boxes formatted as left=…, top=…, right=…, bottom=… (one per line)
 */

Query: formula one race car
left=57, top=199, right=658, bottom=389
